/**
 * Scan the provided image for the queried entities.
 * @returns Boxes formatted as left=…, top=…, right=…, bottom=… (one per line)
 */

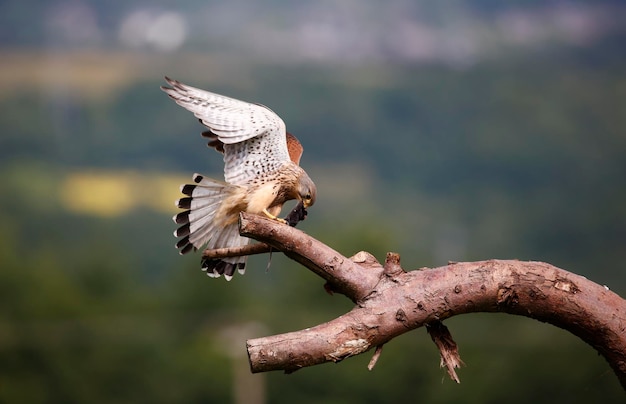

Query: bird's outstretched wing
left=161, top=77, right=291, bottom=186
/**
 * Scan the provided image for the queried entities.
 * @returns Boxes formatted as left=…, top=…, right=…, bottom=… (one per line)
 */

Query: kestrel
left=161, top=77, right=317, bottom=280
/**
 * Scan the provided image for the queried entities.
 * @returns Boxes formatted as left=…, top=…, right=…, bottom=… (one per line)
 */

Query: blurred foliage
left=1, top=25, right=626, bottom=403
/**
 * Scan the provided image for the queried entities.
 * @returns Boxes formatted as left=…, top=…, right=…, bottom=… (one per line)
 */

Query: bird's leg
left=262, top=208, right=288, bottom=224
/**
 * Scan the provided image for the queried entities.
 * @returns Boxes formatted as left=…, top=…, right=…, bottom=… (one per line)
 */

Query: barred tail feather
left=173, top=173, right=249, bottom=280
left=202, top=223, right=249, bottom=281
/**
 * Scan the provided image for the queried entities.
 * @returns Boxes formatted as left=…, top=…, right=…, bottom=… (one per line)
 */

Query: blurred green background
left=1, top=1, right=625, bottom=402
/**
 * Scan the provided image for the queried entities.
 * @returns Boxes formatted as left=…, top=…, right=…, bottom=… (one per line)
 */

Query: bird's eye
left=305, top=193, right=311, bottom=200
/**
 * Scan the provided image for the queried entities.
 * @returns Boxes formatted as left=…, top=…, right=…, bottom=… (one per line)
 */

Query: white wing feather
left=161, top=77, right=291, bottom=186
left=161, top=77, right=285, bottom=144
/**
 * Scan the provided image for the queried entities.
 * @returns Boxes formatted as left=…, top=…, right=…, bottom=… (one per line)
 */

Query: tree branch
left=239, top=213, right=381, bottom=302
left=210, top=213, right=626, bottom=388
left=202, top=242, right=272, bottom=260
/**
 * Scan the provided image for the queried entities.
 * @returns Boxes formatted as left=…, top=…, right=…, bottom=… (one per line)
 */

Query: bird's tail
left=173, top=173, right=249, bottom=280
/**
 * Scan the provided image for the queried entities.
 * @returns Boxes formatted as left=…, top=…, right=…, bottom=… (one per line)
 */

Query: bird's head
left=297, top=172, right=317, bottom=208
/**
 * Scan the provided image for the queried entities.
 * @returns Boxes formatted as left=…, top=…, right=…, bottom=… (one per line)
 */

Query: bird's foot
left=262, top=209, right=288, bottom=224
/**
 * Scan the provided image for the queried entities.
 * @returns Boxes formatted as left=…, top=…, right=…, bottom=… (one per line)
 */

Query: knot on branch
left=383, top=252, right=404, bottom=277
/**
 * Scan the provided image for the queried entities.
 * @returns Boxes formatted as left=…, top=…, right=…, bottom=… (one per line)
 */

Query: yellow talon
left=262, top=209, right=287, bottom=224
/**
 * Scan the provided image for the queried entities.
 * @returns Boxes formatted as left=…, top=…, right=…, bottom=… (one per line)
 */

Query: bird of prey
left=161, top=77, right=317, bottom=280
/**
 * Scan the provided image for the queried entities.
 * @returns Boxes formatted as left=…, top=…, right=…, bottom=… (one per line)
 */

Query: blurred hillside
left=1, top=1, right=625, bottom=403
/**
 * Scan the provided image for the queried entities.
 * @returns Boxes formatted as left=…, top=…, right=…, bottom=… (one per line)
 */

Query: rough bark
left=208, top=213, right=626, bottom=388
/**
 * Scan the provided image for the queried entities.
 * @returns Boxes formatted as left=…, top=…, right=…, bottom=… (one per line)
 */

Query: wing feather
left=161, top=77, right=292, bottom=186
left=161, top=77, right=286, bottom=145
